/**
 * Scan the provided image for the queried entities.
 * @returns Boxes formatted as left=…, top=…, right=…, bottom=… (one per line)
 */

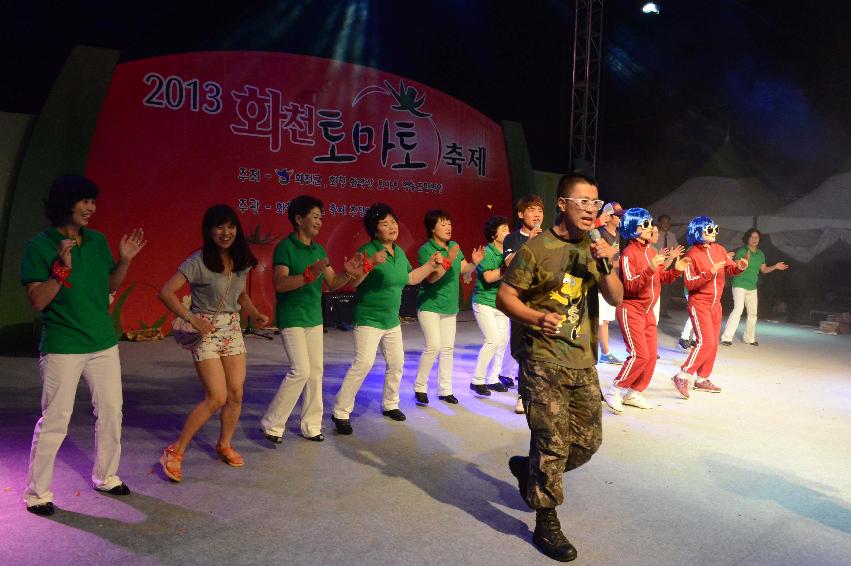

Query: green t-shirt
left=354, top=239, right=412, bottom=329
left=416, top=239, right=464, bottom=314
left=502, top=228, right=603, bottom=369
left=473, top=242, right=504, bottom=308
left=20, top=227, right=118, bottom=354
left=273, top=232, right=328, bottom=328
left=730, top=247, right=765, bottom=291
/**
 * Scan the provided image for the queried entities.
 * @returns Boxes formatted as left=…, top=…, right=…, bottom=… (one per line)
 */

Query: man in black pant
left=498, top=173, right=622, bottom=561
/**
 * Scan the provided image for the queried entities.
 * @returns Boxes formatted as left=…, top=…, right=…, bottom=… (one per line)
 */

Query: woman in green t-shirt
left=412, top=209, right=484, bottom=406
left=260, top=195, right=363, bottom=445
left=331, top=203, right=442, bottom=435
left=721, top=228, right=789, bottom=346
left=470, top=215, right=512, bottom=396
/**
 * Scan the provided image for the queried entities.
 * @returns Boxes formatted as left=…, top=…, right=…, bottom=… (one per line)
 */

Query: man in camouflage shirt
left=497, top=173, right=623, bottom=562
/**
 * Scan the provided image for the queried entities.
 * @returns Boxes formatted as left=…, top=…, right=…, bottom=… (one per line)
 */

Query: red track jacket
left=619, top=240, right=682, bottom=314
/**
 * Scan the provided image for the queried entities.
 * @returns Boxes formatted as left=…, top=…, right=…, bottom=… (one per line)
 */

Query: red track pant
left=680, top=301, right=722, bottom=378
left=613, top=305, right=658, bottom=392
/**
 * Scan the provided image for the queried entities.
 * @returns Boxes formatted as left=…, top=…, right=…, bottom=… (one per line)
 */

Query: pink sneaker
left=693, top=379, right=722, bottom=393
left=671, top=374, right=690, bottom=399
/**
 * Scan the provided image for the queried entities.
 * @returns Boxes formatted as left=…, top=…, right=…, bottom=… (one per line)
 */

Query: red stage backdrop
left=86, top=52, right=512, bottom=335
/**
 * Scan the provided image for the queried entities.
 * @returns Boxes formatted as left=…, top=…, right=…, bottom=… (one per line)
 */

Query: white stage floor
left=1, top=312, right=849, bottom=565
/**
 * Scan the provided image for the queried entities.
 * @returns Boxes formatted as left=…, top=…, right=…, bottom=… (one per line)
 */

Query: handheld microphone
left=588, top=229, right=612, bottom=275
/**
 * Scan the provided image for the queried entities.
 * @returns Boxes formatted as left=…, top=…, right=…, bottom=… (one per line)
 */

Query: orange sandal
left=160, top=444, right=183, bottom=482
left=215, top=444, right=245, bottom=467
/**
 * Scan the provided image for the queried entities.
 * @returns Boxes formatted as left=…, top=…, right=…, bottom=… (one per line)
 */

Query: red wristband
left=363, top=258, right=375, bottom=274
left=51, top=260, right=72, bottom=288
left=441, top=258, right=452, bottom=271
left=303, top=266, right=316, bottom=283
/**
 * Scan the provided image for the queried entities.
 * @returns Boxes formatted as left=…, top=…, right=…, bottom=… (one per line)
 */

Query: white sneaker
left=622, top=391, right=653, bottom=409
left=515, top=397, right=525, bottom=414
left=602, top=390, right=624, bottom=414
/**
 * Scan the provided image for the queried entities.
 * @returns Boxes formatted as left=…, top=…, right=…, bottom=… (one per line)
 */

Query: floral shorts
left=191, top=312, right=246, bottom=362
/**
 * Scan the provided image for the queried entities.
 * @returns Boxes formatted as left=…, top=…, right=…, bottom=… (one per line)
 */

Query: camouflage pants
left=518, top=359, right=602, bottom=509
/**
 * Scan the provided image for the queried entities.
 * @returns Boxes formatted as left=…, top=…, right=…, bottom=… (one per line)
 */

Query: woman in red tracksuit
left=602, top=208, right=687, bottom=414
left=671, top=216, right=747, bottom=398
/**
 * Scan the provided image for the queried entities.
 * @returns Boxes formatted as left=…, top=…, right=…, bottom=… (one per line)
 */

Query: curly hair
left=43, top=175, right=99, bottom=226
left=686, top=215, right=716, bottom=246
left=364, top=203, right=397, bottom=239
left=288, top=195, right=323, bottom=228
left=742, top=227, right=761, bottom=244
left=483, top=215, right=509, bottom=242
left=423, top=209, right=450, bottom=239
left=618, top=207, right=653, bottom=240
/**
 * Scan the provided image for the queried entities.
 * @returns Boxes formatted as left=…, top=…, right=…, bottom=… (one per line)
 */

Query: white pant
left=681, top=317, right=694, bottom=340
left=722, top=287, right=758, bottom=343
left=25, top=346, right=123, bottom=506
left=261, top=325, right=324, bottom=438
left=333, top=325, right=404, bottom=419
left=413, top=311, right=457, bottom=396
left=472, top=303, right=510, bottom=384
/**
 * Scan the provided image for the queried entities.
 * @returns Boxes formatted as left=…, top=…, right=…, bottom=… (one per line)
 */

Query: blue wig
left=687, top=215, right=715, bottom=246
left=618, top=207, right=652, bottom=240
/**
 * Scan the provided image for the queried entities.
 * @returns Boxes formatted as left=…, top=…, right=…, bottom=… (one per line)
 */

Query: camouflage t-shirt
left=502, top=228, right=603, bottom=369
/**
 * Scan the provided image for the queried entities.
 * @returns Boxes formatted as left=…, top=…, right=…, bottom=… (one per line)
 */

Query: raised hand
left=736, top=257, right=749, bottom=271
left=370, top=250, right=387, bottom=265
left=667, top=245, right=685, bottom=259
left=57, top=239, right=75, bottom=268
left=674, top=256, right=691, bottom=271
left=447, top=244, right=460, bottom=264
left=529, top=224, right=544, bottom=238
left=429, top=251, right=443, bottom=268
left=651, top=253, right=666, bottom=269
left=118, top=228, right=147, bottom=261
left=470, top=245, right=485, bottom=265
left=774, top=261, right=789, bottom=271
left=710, top=260, right=727, bottom=274
left=344, top=253, right=364, bottom=278
left=309, top=257, right=331, bottom=278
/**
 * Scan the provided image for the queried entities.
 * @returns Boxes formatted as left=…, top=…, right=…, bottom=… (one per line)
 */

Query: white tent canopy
left=759, top=169, right=851, bottom=262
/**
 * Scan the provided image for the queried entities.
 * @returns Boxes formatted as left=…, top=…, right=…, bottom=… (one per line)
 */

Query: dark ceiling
left=4, top=0, right=850, bottom=203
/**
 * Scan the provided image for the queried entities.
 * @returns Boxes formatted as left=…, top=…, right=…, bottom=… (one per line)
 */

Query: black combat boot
left=533, top=508, right=577, bottom=562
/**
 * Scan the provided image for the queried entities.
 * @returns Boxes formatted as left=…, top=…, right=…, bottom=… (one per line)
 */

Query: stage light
left=641, top=2, right=660, bottom=14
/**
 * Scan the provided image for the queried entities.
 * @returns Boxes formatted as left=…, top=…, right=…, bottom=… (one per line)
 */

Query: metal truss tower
left=569, top=0, right=604, bottom=175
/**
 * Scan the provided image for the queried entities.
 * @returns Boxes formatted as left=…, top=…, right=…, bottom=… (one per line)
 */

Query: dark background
left=4, top=0, right=851, bottom=205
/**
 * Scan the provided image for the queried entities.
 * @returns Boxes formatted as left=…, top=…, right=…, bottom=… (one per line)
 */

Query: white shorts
left=598, top=291, right=616, bottom=322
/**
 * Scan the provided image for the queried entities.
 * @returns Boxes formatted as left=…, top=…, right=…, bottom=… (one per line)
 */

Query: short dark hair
left=657, top=214, right=671, bottom=223
left=556, top=173, right=597, bottom=199
left=201, top=204, right=258, bottom=273
left=515, top=195, right=544, bottom=214
left=43, top=175, right=99, bottom=226
left=742, top=228, right=761, bottom=244
left=484, top=215, right=509, bottom=242
left=424, top=209, right=450, bottom=238
left=364, top=203, right=397, bottom=239
left=288, top=195, right=323, bottom=228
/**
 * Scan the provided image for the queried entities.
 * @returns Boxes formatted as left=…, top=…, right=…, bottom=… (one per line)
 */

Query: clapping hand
left=470, top=245, right=485, bottom=265
left=736, top=256, right=749, bottom=271
left=710, top=260, right=727, bottom=274
left=344, top=253, right=364, bottom=278
left=370, top=250, right=387, bottom=265
left=309, top=257, right=330, bottom=278
left=57, top=239, right=75, bottom=268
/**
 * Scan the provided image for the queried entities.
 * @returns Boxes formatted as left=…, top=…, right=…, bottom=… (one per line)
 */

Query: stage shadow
left=705, top=454, right=851, bottom=535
